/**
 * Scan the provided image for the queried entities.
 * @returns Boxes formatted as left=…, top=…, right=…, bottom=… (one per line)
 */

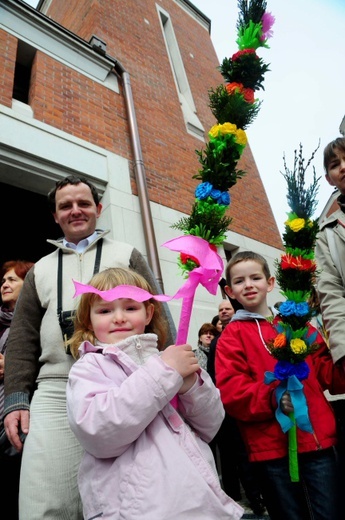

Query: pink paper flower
left=261, top=12, right=275, bottom=40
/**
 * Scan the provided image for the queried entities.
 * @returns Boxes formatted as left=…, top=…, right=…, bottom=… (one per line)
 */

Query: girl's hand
left=161, top=344, right=200, bottom=378
left=179, top=373, right=197, bottom=394
left=281, top=391, right=294, bottom=414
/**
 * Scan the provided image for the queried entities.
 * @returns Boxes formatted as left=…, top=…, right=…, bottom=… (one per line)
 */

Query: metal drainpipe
left=114, top=61, right=164, bottom=292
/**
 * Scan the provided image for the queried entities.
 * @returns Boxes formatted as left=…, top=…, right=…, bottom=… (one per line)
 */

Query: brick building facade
left=0, top=0, right=283, bottom=342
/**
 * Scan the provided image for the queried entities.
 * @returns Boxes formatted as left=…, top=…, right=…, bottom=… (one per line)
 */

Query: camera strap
left=57, top=238, right=103, bottom=316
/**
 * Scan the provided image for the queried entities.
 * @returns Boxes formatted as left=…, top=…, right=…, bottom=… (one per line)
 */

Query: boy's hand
left=280, top=391, right=294, bottom=415
left=161, top=344, right=199, bottom=379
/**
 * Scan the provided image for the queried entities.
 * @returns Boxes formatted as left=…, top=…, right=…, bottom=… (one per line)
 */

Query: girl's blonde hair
left=68, top=267, right=167, bottom=359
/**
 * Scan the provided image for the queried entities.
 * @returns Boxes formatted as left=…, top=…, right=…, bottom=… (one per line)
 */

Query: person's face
left=326, top=148, right=345, bottom=195
left=215, top=319, right=223, bottom=333
left=90, top=297, right=154, bottom=344
left=218, top=301, right=234, bottom=326
left=226, top=260, right=274, bottom=312
left=53, top=183, right=102, bottom=244
left=1, top=268, right=24, bottom=311
left=199, top=330, right=215, bottom=348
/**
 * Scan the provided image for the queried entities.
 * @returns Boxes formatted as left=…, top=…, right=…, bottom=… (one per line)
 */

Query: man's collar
left=63, top=231, right=99, bottom=253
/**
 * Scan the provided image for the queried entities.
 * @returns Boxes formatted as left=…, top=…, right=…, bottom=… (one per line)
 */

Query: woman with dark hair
left=211, top=315, right=223, bottom=333
left=195, top=323, right=219, bottom=371
left=0, top=259, right=34, bottom=520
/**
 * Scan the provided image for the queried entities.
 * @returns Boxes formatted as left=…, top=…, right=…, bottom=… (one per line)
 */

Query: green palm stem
left=288, top=411, right=299, bottom=482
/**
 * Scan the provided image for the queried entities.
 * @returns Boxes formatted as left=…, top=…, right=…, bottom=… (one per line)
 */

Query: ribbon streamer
left=162, top=235, right=224, bottom=345
left=73, top=281, right=173, bottom=302
left=162, top=235, right=223, bottom=408
left=265, top=371, right=313, bottom=482
left=264, top=372, right=313, bottom=434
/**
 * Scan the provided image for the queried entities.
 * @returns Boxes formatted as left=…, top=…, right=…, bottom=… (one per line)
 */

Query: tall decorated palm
left=163, top=0, right=275, bottom=347
left=264, top=142, right=321, bottom=481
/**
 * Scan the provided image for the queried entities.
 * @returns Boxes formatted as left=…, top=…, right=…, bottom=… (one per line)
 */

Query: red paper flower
left=180, top=253, right=199, bottom=266
left=280, top=254, right=316, bottom=272
left=232, top=48, right=257, bottom=61
left=242, top=87, right=255, bottom=103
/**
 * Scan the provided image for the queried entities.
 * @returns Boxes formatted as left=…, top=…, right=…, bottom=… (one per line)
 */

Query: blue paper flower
left=216, top=191, right=231, bottom=205
left=274, top=360, right=294, bottom=379
left=293, top=361, right=310, bottom=380
left=279, top=300, right=296, bottom=316
left=274, top=360, right=310, bottom=381
left=294, top=302, right=309, bottom=317
left=210, top=188, right=222, bottom=201
left=195, top=182, right=213, bottom=200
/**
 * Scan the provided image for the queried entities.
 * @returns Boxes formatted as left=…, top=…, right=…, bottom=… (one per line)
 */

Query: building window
left=158, top=6, right=204, bottom=140
left=13, top=40, right=36, bottom=104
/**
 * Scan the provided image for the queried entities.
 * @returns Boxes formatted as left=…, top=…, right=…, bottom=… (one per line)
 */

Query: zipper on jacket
left=135, top=337, right=145, bottom=365
left=312, top=431, right=322, bottom=450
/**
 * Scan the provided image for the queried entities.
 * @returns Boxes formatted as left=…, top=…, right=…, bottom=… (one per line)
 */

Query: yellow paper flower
left=209, top=122, right=238, bottom=139
left=290, top=338, right=307, bottom=355
left=235, top=128, right=248, bottom=146
left=285, top=218, right=305, bottom=232
left=221, top=122, right=238, bottom=135
left=208, top=124, right=221, bottom=138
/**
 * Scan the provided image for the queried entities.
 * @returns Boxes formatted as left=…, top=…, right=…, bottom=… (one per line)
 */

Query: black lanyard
left=57, top=238, right=103, bottom=316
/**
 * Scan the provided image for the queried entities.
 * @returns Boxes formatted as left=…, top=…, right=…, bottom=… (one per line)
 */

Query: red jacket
left=216, top=314, right=345, bottom=462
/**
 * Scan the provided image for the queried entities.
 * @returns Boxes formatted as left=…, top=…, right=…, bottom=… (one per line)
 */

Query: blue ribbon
left=264, top=371, right=313, bottom=434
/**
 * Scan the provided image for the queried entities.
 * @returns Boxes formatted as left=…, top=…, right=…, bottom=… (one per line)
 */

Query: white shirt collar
left=63, top=231, right=98, bottom=253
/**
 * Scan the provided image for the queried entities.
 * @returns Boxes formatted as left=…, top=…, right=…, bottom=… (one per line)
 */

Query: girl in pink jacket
left=66, top=267, right=243, bottom=520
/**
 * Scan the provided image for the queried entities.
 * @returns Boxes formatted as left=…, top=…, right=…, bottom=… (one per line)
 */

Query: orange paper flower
left=225, top=82, right=255, bottom=104
left=273, top=333, right=287, bottom=348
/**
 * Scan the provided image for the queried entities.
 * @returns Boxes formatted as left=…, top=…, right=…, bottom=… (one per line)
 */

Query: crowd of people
left=2, top=137, right=345, bottom=519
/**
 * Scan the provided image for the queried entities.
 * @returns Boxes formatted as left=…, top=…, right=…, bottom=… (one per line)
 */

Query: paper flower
left=261, top=11, right=275, bottom=41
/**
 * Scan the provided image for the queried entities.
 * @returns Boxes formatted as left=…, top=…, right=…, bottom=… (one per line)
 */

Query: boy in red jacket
left=216, top=251, right=345, bottom=520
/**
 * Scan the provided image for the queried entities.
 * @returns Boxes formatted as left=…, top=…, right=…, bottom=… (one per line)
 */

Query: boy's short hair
left=225, top=251, right=271, bottom=285
left=323, top=137, right=345, bottom=173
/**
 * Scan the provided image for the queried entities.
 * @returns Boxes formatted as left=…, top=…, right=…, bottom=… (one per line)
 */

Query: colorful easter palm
left=164, top=0, right=275, bottom=346
left=264, top=142, right=321, bottom=481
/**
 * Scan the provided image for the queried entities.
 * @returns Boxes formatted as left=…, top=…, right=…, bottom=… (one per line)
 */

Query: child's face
left=225, top=260, right=274, bottom=311
left=90, top=298, right=154, bottom=344
left=326, top=148, right=345, bottom=195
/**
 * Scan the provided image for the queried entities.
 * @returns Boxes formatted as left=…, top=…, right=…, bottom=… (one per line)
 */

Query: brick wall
left=0, top=30, right=17, bottom=108
left=33, top=0, right=283, bottom=249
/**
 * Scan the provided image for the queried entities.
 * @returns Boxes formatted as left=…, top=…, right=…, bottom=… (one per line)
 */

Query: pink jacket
left=66, top=334, right=243, bottom=520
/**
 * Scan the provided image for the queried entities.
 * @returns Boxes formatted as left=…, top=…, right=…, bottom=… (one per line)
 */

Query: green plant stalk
left=288, top=411, right=299, bottom=482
